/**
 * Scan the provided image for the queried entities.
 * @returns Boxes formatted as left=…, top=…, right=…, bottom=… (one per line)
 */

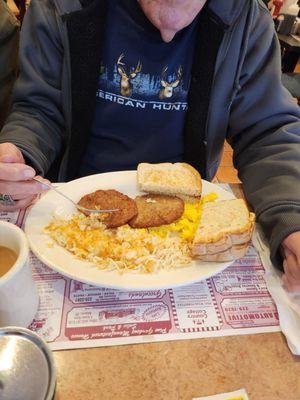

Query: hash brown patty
left=78, top=189, right=137, bottom=228
left=129, top=194, right=184, bottom=229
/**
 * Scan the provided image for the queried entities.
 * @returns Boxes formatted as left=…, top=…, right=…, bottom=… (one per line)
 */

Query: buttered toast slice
left=137, top=162, right=202, bottom=202
left=192, top=199, right=255, bottom=262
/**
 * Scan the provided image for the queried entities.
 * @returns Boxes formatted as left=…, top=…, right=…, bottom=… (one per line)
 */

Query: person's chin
left=160, top=29, right=177, bottom=42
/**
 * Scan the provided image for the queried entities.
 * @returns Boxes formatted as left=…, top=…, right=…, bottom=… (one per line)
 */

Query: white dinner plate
left=25, top=171, right=235, bottom=290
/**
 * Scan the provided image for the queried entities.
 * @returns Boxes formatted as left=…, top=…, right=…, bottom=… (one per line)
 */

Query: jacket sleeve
left=0, top=0, right=19, bottom=129
left=227, top=1, right=300, bottom=270
left=0, top=0, right=66, bottom=175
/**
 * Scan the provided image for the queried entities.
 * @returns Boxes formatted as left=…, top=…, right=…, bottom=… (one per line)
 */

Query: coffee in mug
left=0, top=245, right=18, bottom=277
left=0, top=221, right=39, bottom=327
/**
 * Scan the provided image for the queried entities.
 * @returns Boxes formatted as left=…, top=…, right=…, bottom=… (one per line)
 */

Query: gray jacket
left=1, top=0, right=300, bottom=269
left=0, top=0, right=19, bottom=129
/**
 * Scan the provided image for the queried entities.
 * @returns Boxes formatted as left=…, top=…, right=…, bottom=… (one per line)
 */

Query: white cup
left=0, top=221, right=39, bottom=327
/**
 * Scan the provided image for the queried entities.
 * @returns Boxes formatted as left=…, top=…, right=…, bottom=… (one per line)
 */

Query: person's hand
left=281, top=231, right=300, bottom=293
left=0, top=142, right=49, bottom=211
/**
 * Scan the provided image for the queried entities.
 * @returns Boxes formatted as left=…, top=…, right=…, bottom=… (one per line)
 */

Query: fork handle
left=32, top=177, right=75, bottom=204
left=32, top=177, right=118, bottom=213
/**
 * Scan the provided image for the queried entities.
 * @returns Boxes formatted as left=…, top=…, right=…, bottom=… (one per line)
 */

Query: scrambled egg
left=149, top=192, right=218, bottom=241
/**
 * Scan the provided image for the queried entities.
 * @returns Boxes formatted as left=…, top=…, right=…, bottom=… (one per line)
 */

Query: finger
left=34, top=176, right=51, bottom=187
left=283, top=252, right=300, bottom=281
left=282, top=274, right=300, bottom=293
left=9, top=178, right=50, bottom=200
left=0, top=194, right=37, bottom=212
left=10, top=193, right=35, bottom=201
left=284, top=262, right=300, bottom=284
left=283, top=257, right=297, bottom=281
left=0, top=163, right=36, bottom=181
left=282, top=232, right=300, bottom=264
left=13, top=195, right=37, bottom=210
left=10, top=193, right=43, bottom=201
left=0, top=143, right=25, bottom=163
left=0, top=180, right=48, bottom=196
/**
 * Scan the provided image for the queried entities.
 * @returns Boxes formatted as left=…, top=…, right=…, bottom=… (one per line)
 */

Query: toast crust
left=137, top=162, right=202, bottom=197
left=179, top=163, right=202, bottom=194
left=174, top=194, right=201, bottom=203
left=195, top=212, right=255, bottom=244
left=192, top=221, right=254, bottom=255
left=193, top=243, right=249, bottom=262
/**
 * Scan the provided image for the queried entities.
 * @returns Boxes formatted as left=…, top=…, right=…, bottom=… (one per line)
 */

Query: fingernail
left=281, top=275, right=287, bottom=289
left=38, top=182, right=50, bottom=191
left=41, top=184, right=49, bottom=191
left=36, top=178, right=50, bottom=190
left=284, top=247, right=292, bottom=257
left=24, top=168, right=35, bottom=178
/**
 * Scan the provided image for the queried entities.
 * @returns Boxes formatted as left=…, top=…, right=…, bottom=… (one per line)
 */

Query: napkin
left=253, top=228, right=300, bottom=355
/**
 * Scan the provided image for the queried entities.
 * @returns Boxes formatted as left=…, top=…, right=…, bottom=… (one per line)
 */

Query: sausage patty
left=129, top=194, right=184, bottom=229
left=78, top=189, right=137, bottom=228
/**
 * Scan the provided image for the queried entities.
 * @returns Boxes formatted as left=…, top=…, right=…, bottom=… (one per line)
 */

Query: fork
left=32, top=177, right=119, bottom=214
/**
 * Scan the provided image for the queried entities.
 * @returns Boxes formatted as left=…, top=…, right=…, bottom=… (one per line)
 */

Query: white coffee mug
left=0, top=221, right=39, bottom=327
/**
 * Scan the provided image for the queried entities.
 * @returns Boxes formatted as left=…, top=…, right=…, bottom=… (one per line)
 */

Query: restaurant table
left=278, top=33, right=300, bottom=72
left=48, top=183, right=300, bottom=400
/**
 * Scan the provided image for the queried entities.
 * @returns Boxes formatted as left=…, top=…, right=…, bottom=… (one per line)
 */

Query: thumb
left=0, top=143, right=25, bottom=164
left=283, top=232, right=300, bottom=256
left=282, top=247, right=292, bottom=258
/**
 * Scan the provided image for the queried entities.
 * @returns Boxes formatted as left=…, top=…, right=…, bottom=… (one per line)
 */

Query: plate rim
left=25, top=171, right=236, bottom=289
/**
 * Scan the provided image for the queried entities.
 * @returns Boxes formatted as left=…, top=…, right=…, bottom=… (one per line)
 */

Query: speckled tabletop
left=53, top=333, right=300, bottom=400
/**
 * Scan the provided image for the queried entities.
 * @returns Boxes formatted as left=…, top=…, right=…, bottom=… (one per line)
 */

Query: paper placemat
left=1, top=186, right=280, bottom=351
